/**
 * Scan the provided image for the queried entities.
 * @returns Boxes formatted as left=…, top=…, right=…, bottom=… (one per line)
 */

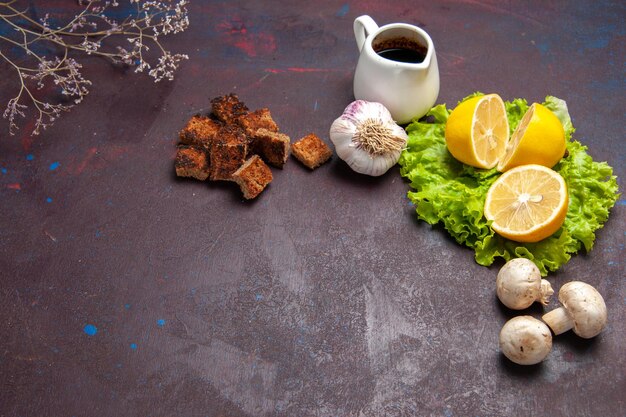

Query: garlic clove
left=330, top=118, right=358, bottom=158
left=343, top=151, right=398, bottom=177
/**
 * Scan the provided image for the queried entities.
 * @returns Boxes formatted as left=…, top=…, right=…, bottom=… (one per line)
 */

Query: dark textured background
left=1, top=1, right=624, bottom=416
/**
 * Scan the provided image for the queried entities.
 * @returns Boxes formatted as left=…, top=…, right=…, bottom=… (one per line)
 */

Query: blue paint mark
left=536, top=41, right=550, bottom=55
left=608, top=261, right=617, bottom=266
left=574, top=23, right=618, bottom=54
left=49, top=161, right=60, bottom=171
left=83, top=324, right=98, bottom=336
left=157, top=319, right=166, bottom=327
left=124, top=303, right=131, bottom=309
left=255, top=294, right=263, bottom=301
left=190, top=288, right=197, bottom=295
left=130, top=343, right=137, bottom=350
left=26, top=154, right=34, bottom=161
left=1, top=167, right=7, bottom=174
left=616, top=199, right=626, bottom=206
left=336, top=3, right=349, bottom=17
left=46, top=197, right=53, bottom=203
left=584, top=37, right=609, bottom=50
left=95, top=230, right=102, bottom=238
left=589, top=78, right=622, bottom=92
left=443, top=407, right=453, bottom=417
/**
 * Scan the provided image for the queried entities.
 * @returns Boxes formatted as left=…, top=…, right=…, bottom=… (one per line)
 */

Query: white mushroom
left=499, top=316, right=552, bottom=365
left=496, top=258, right=554, bottom=310
left=542, top=281, right=607, bottom=338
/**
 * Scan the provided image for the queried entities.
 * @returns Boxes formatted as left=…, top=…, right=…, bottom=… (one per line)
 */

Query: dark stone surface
left=1, top=1, right=624, bottom=416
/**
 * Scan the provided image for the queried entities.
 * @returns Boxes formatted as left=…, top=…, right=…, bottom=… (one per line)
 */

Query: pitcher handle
left=354, top=15, right=378, bottom=52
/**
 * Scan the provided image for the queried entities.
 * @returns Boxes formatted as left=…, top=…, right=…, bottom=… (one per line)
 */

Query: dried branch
left=0, top=0, right=189, bottom=135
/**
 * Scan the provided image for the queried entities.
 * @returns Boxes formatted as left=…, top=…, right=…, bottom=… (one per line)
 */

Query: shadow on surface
left=498, top=353, right=545, bottom=378
left=494, top=296, right=546, bottom=321
left=552, top=330, right=601, bottom=354
left=172, top=168, right=275, bottom=205
left=329, top=157, right=392, bottom=188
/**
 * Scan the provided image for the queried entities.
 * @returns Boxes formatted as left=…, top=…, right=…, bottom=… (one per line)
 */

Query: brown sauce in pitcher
left=373, top=37, right=427, bottom=64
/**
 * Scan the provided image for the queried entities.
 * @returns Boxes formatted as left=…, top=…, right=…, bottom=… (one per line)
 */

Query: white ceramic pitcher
left=353, top=15, right=440, bottom=124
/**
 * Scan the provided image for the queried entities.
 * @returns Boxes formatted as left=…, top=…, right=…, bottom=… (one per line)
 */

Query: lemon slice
left=484, top=164, right=569, bottom=243
left=445, top=94, right=509, bottom=169
left=497, top=103, right=566, bottom=172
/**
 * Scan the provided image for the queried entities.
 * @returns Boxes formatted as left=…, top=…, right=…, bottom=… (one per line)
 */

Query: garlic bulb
left=329, top=100, right=408, bottom=176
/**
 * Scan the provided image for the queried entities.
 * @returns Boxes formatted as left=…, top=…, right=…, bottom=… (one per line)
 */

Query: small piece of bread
left=236, top=108, right=279, bottom=137
left=211, top=93, right=249, bottom=123
left=209, top=126, right=247, bottom=181
left=179, top=115, right=221, bottom=149
left=175, top=145, right=210, bottom=180
left=291, top=133, right=333, bottom=169
left=251, top=128, right=290, bottom=168
left=232, top=155, right=273, bottom=199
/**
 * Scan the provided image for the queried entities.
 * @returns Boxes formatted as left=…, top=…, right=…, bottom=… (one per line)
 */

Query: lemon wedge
left=445, top=94, right=509, bottom=169
left=497, top=103, right=566, bottom=172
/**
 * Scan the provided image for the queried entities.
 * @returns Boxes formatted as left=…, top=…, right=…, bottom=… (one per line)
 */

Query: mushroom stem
left=539, top=279, right=554, bottom=305
left=542, top=307, right=573, bottom=335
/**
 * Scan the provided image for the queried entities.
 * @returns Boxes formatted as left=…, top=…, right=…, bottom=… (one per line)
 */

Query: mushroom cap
left=496, top=258, right=549, bottom=309
left=559, top=281, right=607, bottom=338
left=499, top=316, right=552, bottom=365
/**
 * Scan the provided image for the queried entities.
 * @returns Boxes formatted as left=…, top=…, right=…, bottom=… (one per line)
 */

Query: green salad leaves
left=398, top=95, right=619, bottom=275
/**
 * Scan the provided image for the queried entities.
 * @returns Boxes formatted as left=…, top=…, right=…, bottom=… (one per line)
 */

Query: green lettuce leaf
left=398, top=94, right=620, bottom=275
